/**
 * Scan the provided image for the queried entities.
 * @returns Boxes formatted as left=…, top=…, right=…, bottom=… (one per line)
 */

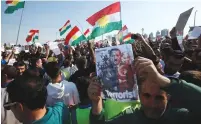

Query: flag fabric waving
left=118, top=25, right=128, bottom=36
left=26, top=30, right=39, bottom=42
left=84, top=29, right=91, bottom=39
left=59, top=20, right=71, bottom=36
left=65, top=26, right=86, bottom=46
left=117, top=25, right=128, bottom=42
left=5, top=0, right=25, bottom=14
left=123, top=33, right=135, bottom=44
left=33, top=32, right=39, bottom=42
left=123, top=33, right=131, bottom=42
left=86, top=2, right=122, bottom=39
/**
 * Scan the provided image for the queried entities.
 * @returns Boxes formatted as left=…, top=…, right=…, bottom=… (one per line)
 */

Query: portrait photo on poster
left=95, top=44, right=139, bottom=102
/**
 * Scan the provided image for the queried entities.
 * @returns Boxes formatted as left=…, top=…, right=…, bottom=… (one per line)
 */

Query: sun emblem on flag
left=72, top=35, right=78, bottom=41
left=97, top=15, right=109, bottom=27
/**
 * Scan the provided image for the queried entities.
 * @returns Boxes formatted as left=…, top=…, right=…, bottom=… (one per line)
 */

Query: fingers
left=90, top=72, right=97, bottom=78
left=88, top=77, right=102, bottom=100
left=134, top=57, right=156, bottom=76
left=136, top=62, right=152, bottom=76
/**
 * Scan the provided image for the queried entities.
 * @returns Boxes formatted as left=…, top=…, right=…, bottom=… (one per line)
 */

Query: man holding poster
left=95, top=44, right=138, bottom=101
left=88, top=57, right=201, bottom=124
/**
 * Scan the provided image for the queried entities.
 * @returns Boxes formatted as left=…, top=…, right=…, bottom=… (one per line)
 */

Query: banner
left=95, top=44, right=139, bottom=102
left=176, top=7, right=193, bottom=32
left=188, top=26, right=201, bottom=40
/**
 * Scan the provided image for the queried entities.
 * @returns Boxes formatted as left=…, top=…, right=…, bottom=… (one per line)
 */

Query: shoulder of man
left=107, top=107, right=140, bottom=122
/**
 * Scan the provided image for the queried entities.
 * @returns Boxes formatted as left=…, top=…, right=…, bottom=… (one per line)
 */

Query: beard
left=142, top=105, right=166, bottom=119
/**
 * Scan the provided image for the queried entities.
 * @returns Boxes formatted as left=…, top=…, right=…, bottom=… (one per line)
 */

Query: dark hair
left=24, top=68, right=40, bottom=77
left=13, top=61, right=26, bottom=67
left=6, top=72, right=47, bottom=110
left=179, top=71, right=201, bottom=87
left=29, top=57, right=40, bottom=68
left=45, top=62, right=60, bottom=79
left=75, top=56, right=87, bottom=70
left=1, top=52, right=7, bottom=59
left=109, top=48, right=121, bottom=56
left=1, top=65, right=17, bottom=79
left=136, top=76, right=146, bottom=92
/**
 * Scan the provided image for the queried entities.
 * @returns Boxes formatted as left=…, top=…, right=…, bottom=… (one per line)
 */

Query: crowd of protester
left=1, top=27, right=201, bottom=124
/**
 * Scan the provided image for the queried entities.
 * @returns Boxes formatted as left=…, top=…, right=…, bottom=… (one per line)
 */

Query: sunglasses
left=3, top=102, right=17, bottom=110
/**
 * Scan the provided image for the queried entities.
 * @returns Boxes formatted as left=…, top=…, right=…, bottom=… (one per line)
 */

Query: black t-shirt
left=69, top=63, right=95, bottom=106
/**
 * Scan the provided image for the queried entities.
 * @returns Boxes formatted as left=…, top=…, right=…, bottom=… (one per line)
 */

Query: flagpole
left=75, top=19, right=88, bottom=43
left=119, top=1, right=123, bottom=43
left=15, top=3, right=25, bottom=45
left=75, top=20, right=84, bottom=35
left=120, top=1, right=122, bottom=30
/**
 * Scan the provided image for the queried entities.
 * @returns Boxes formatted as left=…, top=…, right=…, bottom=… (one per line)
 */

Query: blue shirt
left=1, top=60, right=6, bottom=65
left=32, top=102, right=70, bottom=124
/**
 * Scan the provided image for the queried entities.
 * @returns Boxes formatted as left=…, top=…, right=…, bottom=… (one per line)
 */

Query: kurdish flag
left=118, top=25, right=128, bottom=36
left=59, top=20, right=71, bottom=36
left=84, top=29, right=91, bottom=39
left=86, top=2, right=122, bottom=39
left=26, top=30, right=39, bottom=43
left=33, top=33, right=39, bottom=42
left=123, top=33, right=134, bottom=44
left=5, top=0, right=25, bottom=14
left=123, top=33, right=131, bottom=42
left=118, top=25, right=128, bottom=41
left=65, top=26, right=86, bottom=46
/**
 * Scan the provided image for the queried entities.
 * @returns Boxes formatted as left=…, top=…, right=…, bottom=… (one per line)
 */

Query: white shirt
left=62, top=64, right=78, bottom=76
left=46, top=80, right=80, bottom=106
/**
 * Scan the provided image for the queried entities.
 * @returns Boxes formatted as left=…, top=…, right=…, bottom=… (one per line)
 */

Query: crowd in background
left=1, top=27, right=201, bottom=124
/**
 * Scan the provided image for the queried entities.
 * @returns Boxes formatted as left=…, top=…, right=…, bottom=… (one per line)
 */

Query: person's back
left=46, top=80, right=80, bottom=106
left=32, top=102, right=70, bottom=124
left=45, top=63, right=80, bottom=124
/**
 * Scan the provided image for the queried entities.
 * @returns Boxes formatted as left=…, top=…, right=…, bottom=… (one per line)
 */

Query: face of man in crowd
left=110, top=50, right=121, bottom=66
left=17, top=65, right=26, bottom=75
left=37, top=47, right=42, bottom=53
left=165, top=55, right=184, bottom=74
left=186, top=40, right=198, bottom=50
left=140, top=81, right=169, bottom=119
left=36, top=59, right=43, bottom=68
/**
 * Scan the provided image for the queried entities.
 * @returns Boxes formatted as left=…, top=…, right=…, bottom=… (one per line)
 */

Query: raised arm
left=87, top=41, right=96, bottom=64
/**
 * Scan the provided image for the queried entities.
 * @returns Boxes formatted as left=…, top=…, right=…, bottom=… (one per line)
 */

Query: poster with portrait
left=95, top=44, right=139, bottom=102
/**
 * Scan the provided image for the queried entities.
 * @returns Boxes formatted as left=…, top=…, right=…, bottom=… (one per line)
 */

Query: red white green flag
left=84, top=29, right=91, bottom=39
left=65, top=26, right=86, bottom=46
left=86, top=2, right=122, bottom=39
left=123, top=33, right=131, bottom=42
left=5, top=0, right=25, bottom=14
left=26, top=30, right=39, bottom=43
left=59, top=20, right=71, bottom=36
left=117, top=25, right=128, bottom=41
